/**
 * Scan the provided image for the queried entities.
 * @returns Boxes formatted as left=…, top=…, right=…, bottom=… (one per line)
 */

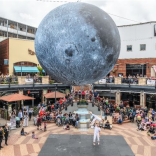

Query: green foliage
left=37, top=66, right=44, bottom=76
left=33, top=106, right=39, bottom=116
left=116, top=107, right=120, bottom=111
left=78, top=99, right=87, bottom=105
left=49, top=80, right=54, bottom=84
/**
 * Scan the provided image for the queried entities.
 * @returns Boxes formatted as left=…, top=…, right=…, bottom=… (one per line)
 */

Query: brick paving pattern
left=0, top=122, right=155, bottom=156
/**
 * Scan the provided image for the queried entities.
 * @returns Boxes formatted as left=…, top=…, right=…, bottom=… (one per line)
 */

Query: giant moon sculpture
left=35, top=2, right=120, bottom=85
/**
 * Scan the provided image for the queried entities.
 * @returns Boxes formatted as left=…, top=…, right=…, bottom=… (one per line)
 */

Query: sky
left=0, top=0, right=156, bottom=28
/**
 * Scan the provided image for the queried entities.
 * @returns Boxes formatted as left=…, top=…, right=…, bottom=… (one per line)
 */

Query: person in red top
left=37, top=116, right=42, bottom=130
left=81, top=90, right=85, bottom=99
left=59, top=98, right=63, bottom=105
left=59, top=98, right=64, bottom=110
left=51, top=104, right=54, bottom=110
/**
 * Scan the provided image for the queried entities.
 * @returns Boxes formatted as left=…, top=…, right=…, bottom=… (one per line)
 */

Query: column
left=19, top=90, right=24, bottom=108
left=115, top=77, right=121, bottom=84
left=26, top=25, right=28, bottom=39
left=138, top=78, right=146, bottom=85
left=7, top=19, right=8, bottom=37
left=140, top=91, right=146, bottom=108
left=115, top=90, right=121, bottom=104
left=42, top=89, right=48, bottom=103
left=17, top=22, right=18, bottom=38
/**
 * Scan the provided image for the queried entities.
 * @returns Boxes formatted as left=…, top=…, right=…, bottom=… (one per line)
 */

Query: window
left=127, top=45, right=132, bottom=52
left=4, top=59, right=9, bottom=65
left=140, top=44, right=146, bottom=51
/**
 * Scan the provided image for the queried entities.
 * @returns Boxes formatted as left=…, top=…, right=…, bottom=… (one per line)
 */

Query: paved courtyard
left=0, top=121, right=156, bottom=156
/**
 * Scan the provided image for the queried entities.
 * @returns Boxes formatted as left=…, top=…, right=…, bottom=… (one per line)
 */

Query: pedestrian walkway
left=0, top=121, right=155, bottom=156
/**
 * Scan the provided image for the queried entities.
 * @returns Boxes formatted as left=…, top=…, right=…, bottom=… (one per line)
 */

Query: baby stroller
left=16, top=117, right=20, bottom=128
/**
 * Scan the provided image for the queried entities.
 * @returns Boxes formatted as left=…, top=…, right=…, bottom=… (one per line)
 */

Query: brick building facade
left=0, top=39, right=9, bottom=74
left=110, top=58, right=156, bottom=77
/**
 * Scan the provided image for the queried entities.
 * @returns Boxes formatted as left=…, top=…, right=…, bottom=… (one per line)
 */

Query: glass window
left=127, top=45, right=132, bottom=52
left=140, top=44, right=146, bottom=51
left=4, top=59, right=9, bottom=65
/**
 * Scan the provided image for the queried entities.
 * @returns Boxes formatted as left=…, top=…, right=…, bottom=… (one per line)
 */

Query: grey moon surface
left=35, top=2, right=121, bottom=85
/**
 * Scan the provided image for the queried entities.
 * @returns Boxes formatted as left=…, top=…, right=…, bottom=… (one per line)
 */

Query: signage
left=99, top=79, right=106, bottom=84
left=28, top=49, right=36, bottom=55
left=126, top=64, right=146, bottom=69
left=147, top=79, right=155, bottom=85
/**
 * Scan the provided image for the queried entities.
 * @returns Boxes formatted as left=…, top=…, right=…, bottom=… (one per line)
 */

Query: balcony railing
left=94, top=77, right=115, bottom=84
left=0, top=76, right=156, bottom=86
left=18, top=30, right=26, bottom=36
left=121, top=78, right=138, bottom=84
left=0, top=25, right=7, bottom=31
left=0, top=76, right=18, bottom=84
left=27, top=32, right=35, bottom=38
left=8, top=27, right=17, bottom=34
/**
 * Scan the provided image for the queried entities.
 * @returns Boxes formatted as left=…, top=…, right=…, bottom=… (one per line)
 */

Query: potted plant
left=37, top=66, right=44, bottom=77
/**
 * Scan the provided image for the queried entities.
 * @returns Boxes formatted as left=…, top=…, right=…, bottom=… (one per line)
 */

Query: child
left=32, top=131, right=38, bottom=139
left=64, top=123, right=70, bottom=130
left=90, top=112, right=102, bottom=126
left=21, top=128, right=29, bottom=136
left=93, top=123, right=101, bottom=146
left=44, top=122, right=47, bottom=132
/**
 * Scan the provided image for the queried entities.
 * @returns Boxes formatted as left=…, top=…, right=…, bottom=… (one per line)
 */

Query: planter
left=77, top=102, right=88, bottom=105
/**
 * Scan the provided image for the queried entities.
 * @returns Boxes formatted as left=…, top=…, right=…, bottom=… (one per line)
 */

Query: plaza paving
left=0, top=120, right=156, bottom=156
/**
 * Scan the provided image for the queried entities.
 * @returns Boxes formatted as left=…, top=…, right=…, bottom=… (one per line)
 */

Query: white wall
left=118, top=22, right=156, bottom=59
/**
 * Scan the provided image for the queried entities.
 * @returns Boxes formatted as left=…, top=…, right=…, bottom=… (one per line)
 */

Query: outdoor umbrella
left=0, top=93, right=35, bottom=102
left=44, top=91, right=65, bottom=99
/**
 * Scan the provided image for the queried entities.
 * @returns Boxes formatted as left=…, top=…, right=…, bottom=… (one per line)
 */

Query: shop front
left=23, top=90, right=42, bottom=106
left=126, top=64, right=146, bottom=77
left=121, top=92, right=140, bottom=107
left=146, top=94, right=156, bottom=110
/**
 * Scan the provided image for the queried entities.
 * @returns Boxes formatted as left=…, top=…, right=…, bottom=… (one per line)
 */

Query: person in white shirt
left=93, top=123, right=101, bottom=145
left=23, top=113, right=29, bottom=127
left=90, top=112, right=103, bottom=126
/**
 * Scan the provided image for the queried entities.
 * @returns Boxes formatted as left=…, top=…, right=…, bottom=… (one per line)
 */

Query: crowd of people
left=0, top=124, right=9, bottom=150
left=0, top=74, right=18, bottom=84
left=35, top=95, right=79, bottom=130
left=0, top=88, right=156, bottom=151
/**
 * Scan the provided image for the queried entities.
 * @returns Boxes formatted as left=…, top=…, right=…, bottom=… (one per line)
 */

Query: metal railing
left=25, top=76, right=42, bottom=84
left=121, top=78, right=138, bottom=84
left=0, top=76, right=18, bottom=84
left=95, top=78, right=115, bottom=84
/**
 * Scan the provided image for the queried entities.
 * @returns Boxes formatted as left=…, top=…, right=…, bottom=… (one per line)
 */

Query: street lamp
left=141, top=64, right=144, bottom=77
left=55, top=85, right=57, bottom=103
left=32, top=94, right=34, bottom=107
left=21, top=62, right=24, bottom=76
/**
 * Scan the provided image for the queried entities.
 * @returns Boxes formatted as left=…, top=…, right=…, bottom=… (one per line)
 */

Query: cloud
left=0, top=0, right=156, bottom=27
left=19, top=13, right=34, bottom=20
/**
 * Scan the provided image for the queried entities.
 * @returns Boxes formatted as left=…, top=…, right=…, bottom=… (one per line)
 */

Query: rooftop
left=118, top=21, right=156, bottom=27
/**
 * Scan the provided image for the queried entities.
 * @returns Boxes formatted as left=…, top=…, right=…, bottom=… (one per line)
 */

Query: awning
left=0, top=93, right=35, bottom=102
left=14, top=66, right=39, bottom=73
left=44, top=91, right=65, bottom=99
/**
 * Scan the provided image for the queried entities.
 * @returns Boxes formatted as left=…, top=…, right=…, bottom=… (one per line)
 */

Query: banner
left=99, top=79, right=106, bottom=84
left=147, top=79, right=155, bottom=85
